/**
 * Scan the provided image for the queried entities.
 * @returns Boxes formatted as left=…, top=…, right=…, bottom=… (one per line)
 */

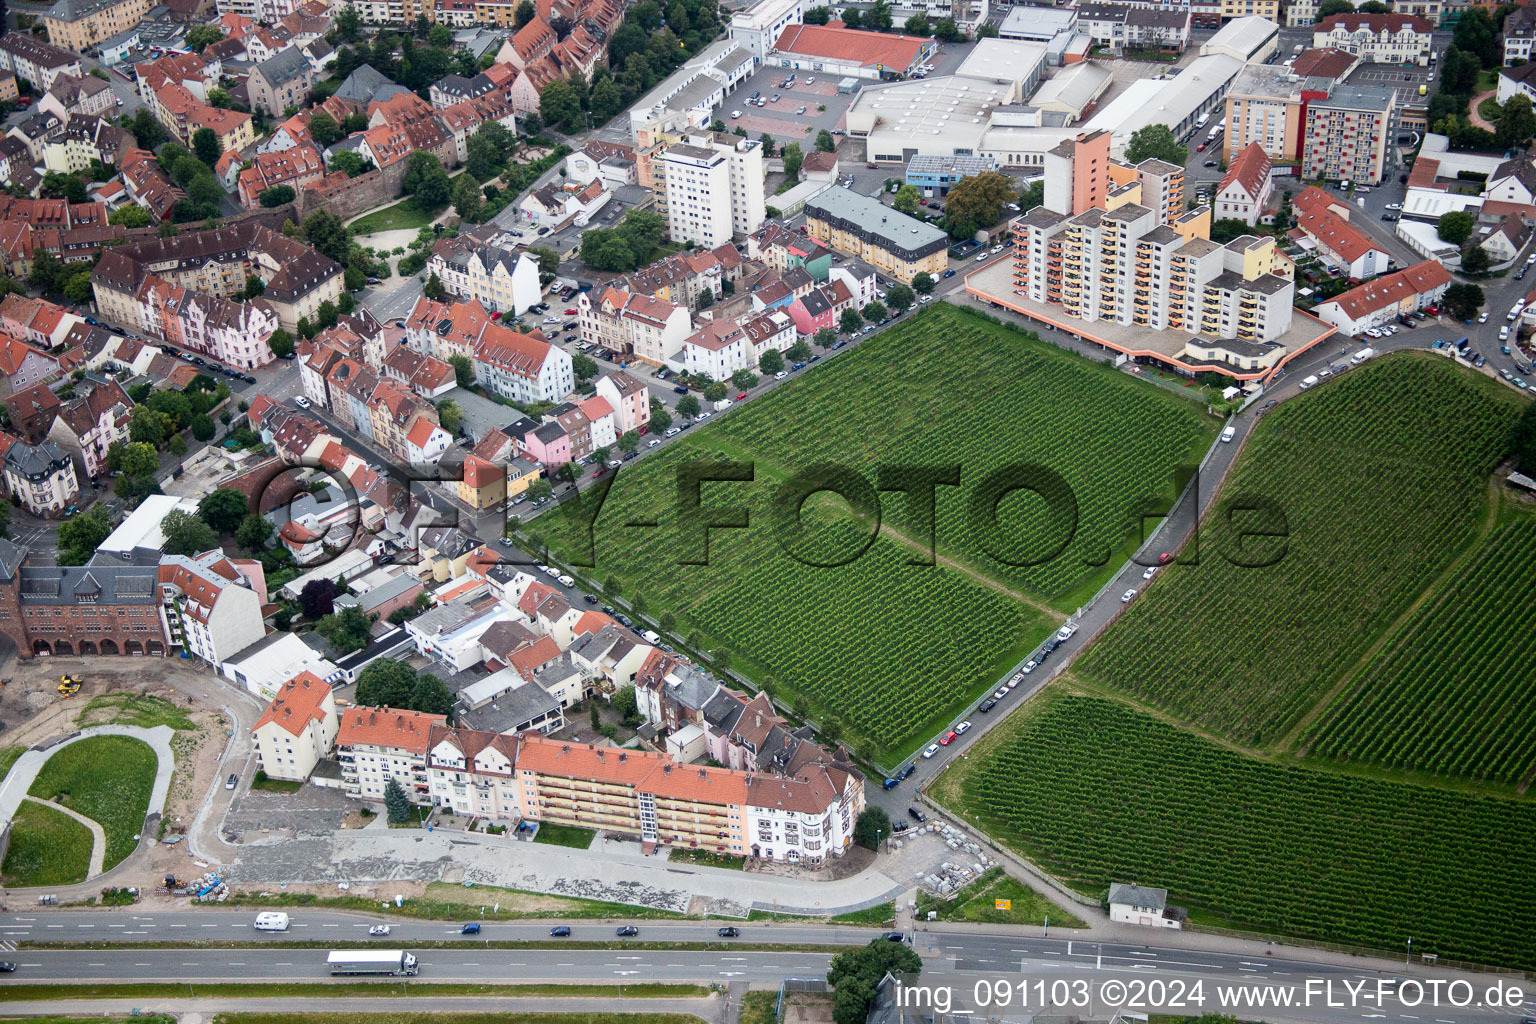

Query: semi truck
left=327, top=950, right=419, bottom=976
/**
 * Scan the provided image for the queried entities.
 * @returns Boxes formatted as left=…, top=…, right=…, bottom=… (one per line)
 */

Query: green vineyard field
left=1073, top=354, right=1524, bottom=747
left=532, top=305, right=1217, bottom=763
left=941, top=691, right=1536, bottom=969
left=1304, top=510, right=1536, bottom=786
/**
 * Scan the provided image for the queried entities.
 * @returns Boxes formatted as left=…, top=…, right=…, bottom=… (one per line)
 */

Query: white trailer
left=327, top=950, right=419, bottom=976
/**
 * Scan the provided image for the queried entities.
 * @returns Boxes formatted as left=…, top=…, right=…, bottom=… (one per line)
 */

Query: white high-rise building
left=657, top=132, right=765, bottom=247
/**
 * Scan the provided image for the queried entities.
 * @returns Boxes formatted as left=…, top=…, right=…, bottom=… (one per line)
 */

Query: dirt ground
left=782, top=992, right=836, bottom=1024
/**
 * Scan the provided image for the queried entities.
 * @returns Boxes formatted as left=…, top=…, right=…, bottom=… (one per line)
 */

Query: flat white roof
left=851, top=74, right=1013, bottom=150
left=1029, top=61, right=1113, bottom=117
left=1085, top=54, right=1243, bottom=151
left=279, top=548, right=375, bottom=598
left=98, top=493, right=200, bottom=557
left=731, top=0, right=801, bottom=30
left=1200, top=15, right=1278, bottom=58
left=954, top=38, right=1048, bottom=91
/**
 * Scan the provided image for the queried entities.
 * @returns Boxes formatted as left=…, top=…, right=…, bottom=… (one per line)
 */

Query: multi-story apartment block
left=236, top=144, right=326, bottom=208
left=1224, top=64, right=1311, bottom=162
left=594, top=371, right=651, bottom=434
left=803, top=187, right=949, bottom=284
left=39, top=74, right=115, bottom=123
left=656, top=132, right=766, bottom=247
left=472, top=322, right=574, bottom=405
left=151, top=82, right=255, bottom=152
left=40, top=0, right=150, bottom=53
left=1220, top=0, right=1278, bottom=20
left=46, top=380, right=131, bottom=481
left=426, top=724, right=523, bottom=817
left=1287, top=0, right=1318, bottom=25
left=40, top=114, right=124, bottom=175
left=1290, top=186, right=1391, bottom=278
left=578, top=288, right=694, bottom=366
left=216, top=0, right=305, bottom=29
left=0, top=33, right=84, bottom=92
left=1302, top=84, right=1397, bottom=185
left=249, top=49, right=316, bottom=119
left=2, top=440, right=79, bottom=517
left=252, top=671, right=339, bottom=782
left=337, top=705, right=447, bottom=805
left=1311, top=13, right=1433, bottom=65
left=425, top=238, right=543, bottom=315
left=158, top=549, right=267, bottom=669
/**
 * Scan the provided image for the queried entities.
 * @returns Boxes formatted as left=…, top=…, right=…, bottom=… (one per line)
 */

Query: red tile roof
left=772, top=21, right=931, bottom=70
left=1314, top=12, right=1433, bottom=34
left=1218, top=142, right=1272, bottom=204
left=255, top=671, right=332, bottom=737
left=1317, top=259, right=1452, bottom=321
left=338, top=705, right=447, bottom=753
left=1292, top=186, right=1385, bottom=265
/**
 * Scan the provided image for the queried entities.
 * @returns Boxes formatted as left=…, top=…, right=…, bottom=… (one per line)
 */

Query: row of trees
left=804, top=1, right=976, bottom=40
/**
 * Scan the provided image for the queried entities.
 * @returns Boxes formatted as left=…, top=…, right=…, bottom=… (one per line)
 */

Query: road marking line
left=77, top=924, right=94, bottom=929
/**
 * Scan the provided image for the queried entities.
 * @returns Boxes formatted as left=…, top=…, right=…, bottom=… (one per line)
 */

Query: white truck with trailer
left=327, top=950, right=419, bottom=976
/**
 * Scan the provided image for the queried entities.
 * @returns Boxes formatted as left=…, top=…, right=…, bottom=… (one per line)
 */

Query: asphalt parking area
left=1346, top=62, right=1433, bottom=109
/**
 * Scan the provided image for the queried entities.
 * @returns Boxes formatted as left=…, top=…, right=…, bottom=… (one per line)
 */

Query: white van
left=1351, top=347, right=1375, bottom=363
left=641, top=629, right=662, bottom=645
left=1298, top=374, right=1320, bottom=390
left=1220, top=425, right=1236, bottom=443
left=254, top=912, right=290, bottom=931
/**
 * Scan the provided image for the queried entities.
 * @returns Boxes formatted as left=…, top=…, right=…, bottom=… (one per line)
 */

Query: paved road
left=2, top=922, right=1522, bottom=1024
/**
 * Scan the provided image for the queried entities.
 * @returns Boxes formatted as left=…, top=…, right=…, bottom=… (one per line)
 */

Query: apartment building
left=158, top=549, right=267, bottom=669
left=471, top=322, right=574, bottom=404
left=1290, top=186, right=1390, bottom=278
left=337, top=705, right=448, bottom=804
left=1302, top=84, right=1397, bottom=186
left=1310, top=259, right=1451, bottom=335
left=1506, top=6, right=1536, bottom=65
left=252, top=672, right=339, bottom=782
left=425, top=239, right=543, bottom=315
left=46, top=380, right=132, bottom=481
left=1311, top=13, right=1433, bottom=65
left=728, top=0, right=805, bottom=59
left=578, top=288, right=694, bottom=366
left=594, top=371, right=651, bottom=434
left=426, top=724, right=523, bottom=817
left=655, top=132, right=766, bottom=247
left=0, top=33, right=84, bottom=91
left=41, top=0, right=150, bottom=52
left=249, top=49, right=317, bottom=118
left=2, top=440, right=79, bottom=517
left=1223, top=64, right=1310, bottom=163
left=803, top=187, right=948, bottom=284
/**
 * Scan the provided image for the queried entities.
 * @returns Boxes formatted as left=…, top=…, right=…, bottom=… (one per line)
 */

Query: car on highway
left=462, top=923, right=481, bottom=934
left=369, top=924, right=391, bottom=936
left=955, top=720, right=972, bottom=735
left=1121, top=588, right=1138, bottom=603
left=921, top=743, right=940, bottom=758
left=939, top=729, right=958, bottom=745
left=550, top=926, right=571, bottom=936
left=884, top=931, right=906, bottom=942
left=943, top=269, right=956, bottom=277
left=617, top=926, right=640, bottom=937
left=0, top=962, right=15, bottom=972
left=718, top=926, right=741, bottom=937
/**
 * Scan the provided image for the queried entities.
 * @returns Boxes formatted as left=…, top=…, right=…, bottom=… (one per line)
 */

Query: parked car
left=907, top=807, right=926, bottom=822
left=294, top=397, right=312, bottom=409
left=979, top=697, right=998, bottom=712
left=1055, top=623, right=1077, bottom=641
left=921, top=743, right=940, bottom=758
left=226, top=773, right=238, bottom=789
left=1143, top=565, right=1158, bottom=579
left=939, top=730, right=958, bottom=745
left=1121, top=588, right=1138, bottom=603
left=955, top=720, right=971, bottom=735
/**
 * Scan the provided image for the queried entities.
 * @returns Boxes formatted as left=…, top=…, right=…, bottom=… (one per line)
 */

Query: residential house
left=1215, top=142, right=1273, bottom=226
left=578, top=288, right=693, bottom=366
left=158, top=548, right=268, bottom=668
left=252, top=671, right=339, bottom=782
left=46, top=380, right=132, bottom=481
left=472, top=322, right=574, bottom=404
left=1310, top=259, right=1454, bottom=335
left=2, top=439, right=79, bottom=516
left=337, top=704, right=448, bottom=805
left=0, top=33, right=84, bottom=92
left=1311, top=13, right=1433, bottom=65
left=249, top=48, right=316, bottom=118
left=1290, top=185, right=1391, bottom=278
left=594, top=370, right=650, bottom=434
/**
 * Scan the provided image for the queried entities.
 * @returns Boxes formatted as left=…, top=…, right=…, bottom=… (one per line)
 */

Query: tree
left=355, top=658, right=417, bottom=707
left=28, top=250, right=60, bottom=293
left=573, top=353, right=600, bottom=381
left=130, top=403, right=169, bottom=446
left=934, top=16, right=963, bottom=40
left=617, top=430, right=641, bottom=455
left=804, top=3, right=830, bottom=21
left=540, top=78, right=584, bottom=132
left=944, top=171, right=1016, bottom=235
left=910, top=271, right=935, bottom=296
left=862, top=300, right=887, bottom=322
left=316, top=605, right=373, bottom=653
left=827, top=941, right=923, bottom=1024
left=893, top=184, right=920, bottom=215
left=1438, top=210, right=1475, bottom=245
left=592, top=446, right=612, bottom=466
left=199, top=487, right=251, bottom=533
left=868, top=0, right=892, bottom=30
left=236, top=512, right=272, bottom=551
left=299, top=577, right=341, bottom=620
left=759, top=347, right=784, bottom=373
left=109, top=204, right=151, bottom=228
left=185, top=24, right=224, bottom=49
left=788, top=338, right=811, bottom=361
left=411, top=674, right=455, bottom=717
left=1124, top=123, right=1187, bottom=166
left=514, top=0, right=537, bottom=26
left=840, top=307, right=863, bottom=334
left=466, top=135, right=502, bottom=181
left=1316, top=0, right=1354, bottom=15
left=423, top=272, right=447, bottom=300
left=437, top=398, right=463, bottom=433
left=1019, top=178, right=1045, bottom=213
left=268, top=328, right=294, bottom=359
left=903, top=12, right=930, bottom=34
left=676, top=394, right=701, bottom=419
left=108, top=440, right=159, bottom=478
left=58, top=506, right=113, bottom=565
left=0, top=500, right=10, bottom=540
left=192, top=127, right=222, bottom=166
left=781, top=142, right=803, bottom=181
left=452, top=172, right=483, bottom=222
left=308, top=110, right=341, bottom=147
left=758, top=133, right=776, bottom=157
left=1454, top=5, right=1499, bottom=68
left=402, top=152, right=451, bottom=210
left=529, top=246, right=560, bottom=277
left=191, top=413, right=216, bottom=441
left=1500, top=93, right=1536, bottom=147
left=302, top=209, right=352, bottom=265
left=649, top=398, right=673, bottom=433
left=841, top=7, right=861, bottom=27
left=159, top=509, right=218, bottom=556
left=852, top=806, right=891, bottom=850
left=885, top=282, right=914, bottom=312
left=336, top=3, right=362, bottom=40
left=449, top=353, right=475, bottom=389
left=208, top=87, right=231, bottom=108
left=254, top=182, right=297, bottom=209
left=128, top=108, right=168, bottom=149
left=703, top=381, right=728, bottom=401
left=332, top=149, right=368, bottom=177
left=1461, top=244, right=1492, bottom=274
left=814, top=327, right=837, bottom=348
left=383, top=777, right=412, bottom=822
left=1209, top=217, right=1255, bottom=245
left=815, top=129, right=836, bottom=153
left=1442, top=282, right=1485, bottom=320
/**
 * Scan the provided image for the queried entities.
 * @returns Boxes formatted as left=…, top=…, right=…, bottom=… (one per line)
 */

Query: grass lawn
left=0, top=744, right=24, bottom=784
left=1, top=800, right=94, bottom=887
left=739, top=991, right=779, bottom=1024
left=28, top=735, right=157, bottom=869
left=250, top=775, right=303, bottom=792
left=215, top=881, right=694, bottom=921
left=827, top=902, right=896, bottom=926
left=532, top=822, right=597, bottom=848
left=915, top=867, right=1085, bottom=928
left=349, top=197, right=436, bottom=236
left=667, top=846, right=746, bottom=870
left=531, top=304, right=1217, bottom=766
left=76, top=692, right=197, bottom=731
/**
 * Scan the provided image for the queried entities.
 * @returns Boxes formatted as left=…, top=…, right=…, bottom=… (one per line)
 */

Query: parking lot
left=1346, top=61, right=1436, bottom=111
